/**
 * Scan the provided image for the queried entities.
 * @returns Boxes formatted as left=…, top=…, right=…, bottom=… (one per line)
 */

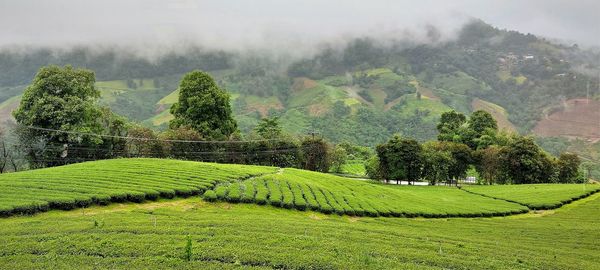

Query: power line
left=21, top=125, right=289, bottom=144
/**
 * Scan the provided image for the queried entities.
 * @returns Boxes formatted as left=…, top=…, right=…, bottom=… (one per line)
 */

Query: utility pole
left=307, top=130, right=319, bottom=140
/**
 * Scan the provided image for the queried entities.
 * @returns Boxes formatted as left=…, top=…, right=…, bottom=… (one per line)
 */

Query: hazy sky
left=1, top=0, right=599, bottom=53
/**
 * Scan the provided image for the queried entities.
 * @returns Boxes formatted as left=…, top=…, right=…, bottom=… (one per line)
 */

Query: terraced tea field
left=210, top=169, right=529, bottom=217
left=0, top=159, right=275, bottom=217
left=1, top=193, right=600, bottom=269
left=463, top=184, right=600, bottom=209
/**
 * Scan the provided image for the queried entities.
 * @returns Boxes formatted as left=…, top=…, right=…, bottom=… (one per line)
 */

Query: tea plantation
left=462, top=184, right=600, bottom=209
left=0, top=158, right=275, bottom=217
left=209, top=168, right=529, bottom=217
left=1, top=159, right=600, bottom=269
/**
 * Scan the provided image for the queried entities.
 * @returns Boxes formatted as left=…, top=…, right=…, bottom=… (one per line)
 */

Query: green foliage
left=364, top=156, right=382, bottom=180
left=436, top=110, right=466, bottom=141
left=254, top=116, right=282, bottom=139
left=463, top=184, right=600, bottom=209
left=202, top=190, right=217, bottom=202
left=557, top=153, right=581, bottom=183
left=207, top=168, right=527, bottom=217
left=2, top=193, right=600, bottom=269
left=184, top=235, right=192, bottom=261
left=501, top=136, right=556, bottom=184
left=299, top=137, right=331, bottom=172
left=170, top=71, right=238, bottom=139
left=421, top=142, right=453, bottom=185
left=0, top=158, right=276, bottom=217
left=468, top=110, right=498, bottom=135
left=13, top=65, right=105, bottom=168
left=329, top=145, right=348, bottom=173
left=376, top=134, right=423, bottom=184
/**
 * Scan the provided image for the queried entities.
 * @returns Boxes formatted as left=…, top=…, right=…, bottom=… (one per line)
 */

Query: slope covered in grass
left=462, top=184, right=600, bottom=209
left=212, top=168, right=528, bottom=217
left=0, top=159, right=275, bottom=217
left=1, top=193, right=600, bottom=269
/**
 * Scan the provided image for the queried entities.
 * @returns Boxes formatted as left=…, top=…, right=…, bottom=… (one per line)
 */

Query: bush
left=215, top=186, right=228, bottom=200
left=203, top=190, right=217, bottom=202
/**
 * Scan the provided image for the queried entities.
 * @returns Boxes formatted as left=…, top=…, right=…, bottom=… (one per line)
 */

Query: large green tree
left=468, top=110, right=498, bottom=134
left=376, top=134, right=423, bottom=184
left=170, top=71, right=238, bottom=139
left=254, top=117, right=282, bottom=139
left=437, top=110, right=467, bottom=142
left=13, top=65, right=105, bottom=167
left=299, top=137, right=331, bottom=172
left=500, top=136, right=555, bottom=184
left=557, top=153, right=581, bottom=183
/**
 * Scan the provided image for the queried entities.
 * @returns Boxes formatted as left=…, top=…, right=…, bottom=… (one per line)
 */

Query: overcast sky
left=1, top=0, right=599, bottom=54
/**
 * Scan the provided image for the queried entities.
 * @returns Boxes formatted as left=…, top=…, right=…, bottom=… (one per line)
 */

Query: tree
left=425, top=141, right=472, bottom=185
left=437, top=110, right=467, bottom=142
left=501, top=136, right=554, bottom=184
left=421, top=142, right=453, bottom=185
left=254, top=117, right=282, bottom=139
left=170, top=70, right=238, bottom=140
left=557, top=152, right=581, bottom=183
left=13, top=65, right=104, bottom=168
left=126, top=126, right=165, bottom=158
left=365, top=156, right=383, bottom=180
left=299, top=137, right=331, bottom=172
left=160, top=126, right=204, bottom=160
left=329, top=145, right=348, bottom=173
left=468, top=110, right=498, bottom=135
left=473, top=145, right=504, bottom=184
left=376, top=134, right=423, bottom=184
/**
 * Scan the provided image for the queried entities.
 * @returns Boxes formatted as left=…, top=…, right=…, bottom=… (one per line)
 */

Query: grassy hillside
left=1, top=191, right=600, bottom=269
left=471, top=98, right=517, bottom=132
left=209, top=168, right=527, bottom=217
left=0, top=159, right=275, bottom=217
left=463, top=184, right=600, bottom=209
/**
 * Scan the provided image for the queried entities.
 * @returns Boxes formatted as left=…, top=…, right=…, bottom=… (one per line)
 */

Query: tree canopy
left=170, top=70, right=238, bottom=140
left=13, top=65, right=106, bottom=167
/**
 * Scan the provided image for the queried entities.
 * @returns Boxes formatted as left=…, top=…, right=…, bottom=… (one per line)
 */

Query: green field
left=340, top=159, right=367, bottom=176
left=1, top=159, right=600, bottom=269
left=463, top=184, right=600, bottom=209
left=0, top=159, right=275, bottom=217
left=1, top=193, right=599, bottom=269
left=210, top=168, right=528, bottom=217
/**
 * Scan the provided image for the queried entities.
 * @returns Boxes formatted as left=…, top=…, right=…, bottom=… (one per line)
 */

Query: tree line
left=367, top=110, right=584, bottom=184
left=6, top=65, right=340, bottom=172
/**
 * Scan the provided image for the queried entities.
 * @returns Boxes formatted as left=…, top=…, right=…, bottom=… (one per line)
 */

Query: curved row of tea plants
left=462, top=184, right=600, bottom=209
left=0, top=158, right=276, bottom=217
left=206, top=168, right=529, bottom=217
left=3, top=193, right=599, bottom=269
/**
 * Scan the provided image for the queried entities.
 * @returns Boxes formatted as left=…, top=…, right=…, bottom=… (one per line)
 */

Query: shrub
left=203, top=190, right=217, bottom=202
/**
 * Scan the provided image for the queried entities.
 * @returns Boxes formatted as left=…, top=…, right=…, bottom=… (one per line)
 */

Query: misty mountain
left=1, top=20, right=600, bottom=149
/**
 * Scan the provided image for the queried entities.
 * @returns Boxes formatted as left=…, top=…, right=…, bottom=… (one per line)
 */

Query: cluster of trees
left=368, top=110, right=584, bottom=185
left=9, top=65, right=342, bottom=173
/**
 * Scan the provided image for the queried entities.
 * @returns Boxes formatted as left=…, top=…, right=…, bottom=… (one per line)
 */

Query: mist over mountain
left=1, top=1, right=600, bottom=176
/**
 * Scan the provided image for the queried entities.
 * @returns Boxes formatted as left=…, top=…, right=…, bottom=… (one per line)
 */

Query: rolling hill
left=1, top=158, right=600, bottom=269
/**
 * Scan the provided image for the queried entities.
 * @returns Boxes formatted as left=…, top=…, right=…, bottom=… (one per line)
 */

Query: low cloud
left=0, top=0, right=598, bottom=57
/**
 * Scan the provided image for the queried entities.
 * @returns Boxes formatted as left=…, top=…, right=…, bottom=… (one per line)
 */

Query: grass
left=0, top=159, right=275, bottom=217
left=340, top=160, right=366, bottom=176
left=462, top=184, right=600, bottom=209
left=391, top=94, right=452, bottom=120
left=216, top=168, right=528, bottom=217
left=471, top=98, right=517, bottom=132
left=1, top=193, right=600, bottom=269
left=157, top=88, right=180, bottom=105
